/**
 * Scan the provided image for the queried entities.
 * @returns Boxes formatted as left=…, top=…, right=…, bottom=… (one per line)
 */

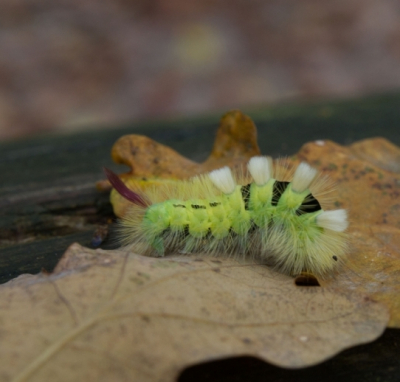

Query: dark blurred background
left=1, top=0, right=400, bottom=140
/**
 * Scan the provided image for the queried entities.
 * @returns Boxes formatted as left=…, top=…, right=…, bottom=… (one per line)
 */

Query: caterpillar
left=105, top=156, right=349, bottom=277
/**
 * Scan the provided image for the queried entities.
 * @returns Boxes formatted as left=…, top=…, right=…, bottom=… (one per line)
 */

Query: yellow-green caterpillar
left=105, top=157, right=348, bottom=277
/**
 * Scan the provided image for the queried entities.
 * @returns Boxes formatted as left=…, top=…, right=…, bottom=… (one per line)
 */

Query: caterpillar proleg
left=105, top=157, right=348, bottom=277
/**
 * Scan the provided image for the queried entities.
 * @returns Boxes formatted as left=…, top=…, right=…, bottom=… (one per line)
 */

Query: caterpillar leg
left=151, top=236, right=165, bottom=256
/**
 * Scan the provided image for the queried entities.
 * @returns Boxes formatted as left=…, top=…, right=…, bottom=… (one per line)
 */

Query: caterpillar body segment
left=107, top=157, right=348, bottom=277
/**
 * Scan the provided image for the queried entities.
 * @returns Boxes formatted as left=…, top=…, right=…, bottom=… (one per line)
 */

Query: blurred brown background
left=1, top=0, right=400, bottom=140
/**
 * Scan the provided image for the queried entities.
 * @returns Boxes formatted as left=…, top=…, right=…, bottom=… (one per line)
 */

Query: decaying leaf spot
left=0, top=244, right=388, bottom=382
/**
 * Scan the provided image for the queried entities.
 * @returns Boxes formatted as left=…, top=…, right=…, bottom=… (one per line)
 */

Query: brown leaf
left=202, top=109, right=260, bottom=167
left=110, top=135, right=199, bottom=179
left=109, top=110, right=260, bottom=179
left=0, top=244, right=388, bottom=382
left=96, top=110, right=260, bottom=217
left=295, top=138, right=400, bottom=327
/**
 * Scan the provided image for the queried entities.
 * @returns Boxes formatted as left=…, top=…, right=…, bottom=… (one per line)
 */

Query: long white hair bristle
left=247, top=156, right=273, bottom=186
left=316, top=209, right=348, bottom=232
left=292, top=162, right=317, bottom=192
left=208, top=166, right=236, bottom=194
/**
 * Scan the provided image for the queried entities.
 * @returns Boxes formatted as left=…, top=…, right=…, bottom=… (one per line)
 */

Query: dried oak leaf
left=96, top=110, right=260, bottom=217
left=0, top=244, right=388, bottom=382
left=294, top=137, right=400, bottom=327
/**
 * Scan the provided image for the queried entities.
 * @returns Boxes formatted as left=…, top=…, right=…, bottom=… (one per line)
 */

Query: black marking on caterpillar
left=271, top=181, right=289, bottom=206
left=209, top=202, right=221, bottom=207
left=191, top=204, right=206, bottom=209
left=241, top=184, right=251, bottom=210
